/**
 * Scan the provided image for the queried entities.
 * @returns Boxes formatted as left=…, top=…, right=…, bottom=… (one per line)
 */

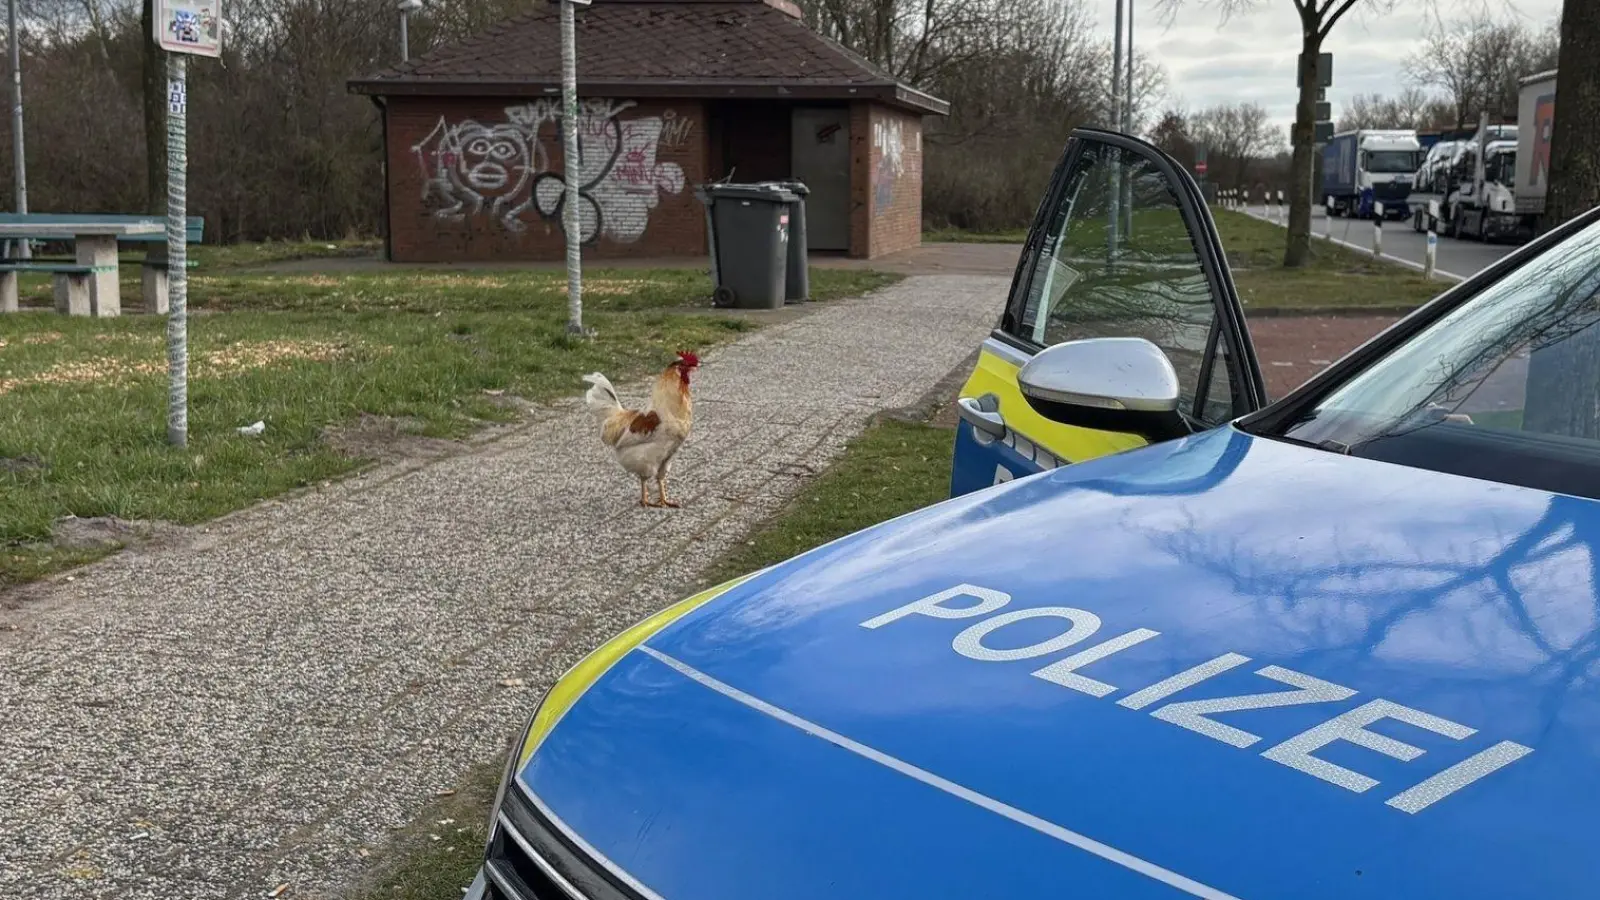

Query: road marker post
left=1424, top=200, right=1439, bottom=280
left=1373, top=202, right=1384, bottom=258
left=1275, top=190, right=1284, bottom=224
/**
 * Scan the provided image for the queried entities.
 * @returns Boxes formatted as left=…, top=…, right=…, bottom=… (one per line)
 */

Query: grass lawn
left=1213, top=210, right=1444, bottom=312
left=924, top=209, right=1446, bottom=312
left=345, top=412, right=957, bottom=900
left=0, top=262, right=898, bottom=587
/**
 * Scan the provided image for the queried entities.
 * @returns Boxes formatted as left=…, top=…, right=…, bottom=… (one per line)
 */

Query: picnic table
left=0, top=214, right=204, bottom=317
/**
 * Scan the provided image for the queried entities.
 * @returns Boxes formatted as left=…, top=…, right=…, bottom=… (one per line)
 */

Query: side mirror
left=1017, top=337, right=1191, bottom=444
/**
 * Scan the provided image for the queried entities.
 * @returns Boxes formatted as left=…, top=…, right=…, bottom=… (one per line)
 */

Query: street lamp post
left=398, top=0, right=421, bottom=61
left=1125, top=0, right=1134, bottom=134
left=8, top=0, right=26, bottom=260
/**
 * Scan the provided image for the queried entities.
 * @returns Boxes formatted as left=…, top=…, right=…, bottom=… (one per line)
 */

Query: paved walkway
left=0, top=275, right=1006, bottom=899
left=1246, top=314, right=1401, bottom=399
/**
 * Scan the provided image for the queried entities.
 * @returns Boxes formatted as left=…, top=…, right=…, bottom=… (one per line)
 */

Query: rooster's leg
left=657, top=474, right=681, bottom=509
left=639, top=479, right=656, bottom=507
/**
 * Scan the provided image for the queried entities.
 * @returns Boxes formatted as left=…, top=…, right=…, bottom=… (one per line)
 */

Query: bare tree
left=1161, top=0, right=1397, bottom=268
left=1336, top=87, right=1439, bottom=130
left=1148, top=108, right=1195, bottom=168
left=1406, top=13, right=1557, bottom=129
left=1190, top=101, right=1283, bottom=189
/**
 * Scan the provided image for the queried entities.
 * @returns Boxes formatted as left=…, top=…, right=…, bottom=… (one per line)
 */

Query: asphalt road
left=1244, top=204, right=1518, bottom=282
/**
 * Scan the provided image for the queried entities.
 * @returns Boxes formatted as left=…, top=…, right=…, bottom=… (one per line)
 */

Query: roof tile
left=350, top=0, right=945, bottom=114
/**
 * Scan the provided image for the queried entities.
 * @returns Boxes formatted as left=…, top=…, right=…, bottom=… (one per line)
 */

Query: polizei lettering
left=860, top=583, right=1533, bottom=814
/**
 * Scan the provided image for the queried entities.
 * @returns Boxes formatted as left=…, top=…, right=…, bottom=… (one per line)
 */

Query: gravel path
left=0, top=275, right=1006, bottom=899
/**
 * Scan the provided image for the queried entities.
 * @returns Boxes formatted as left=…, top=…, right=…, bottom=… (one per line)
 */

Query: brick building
left=348, top=0, right=947, bottom=263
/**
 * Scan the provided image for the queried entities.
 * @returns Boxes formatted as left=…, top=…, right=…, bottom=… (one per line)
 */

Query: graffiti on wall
left=872, top=119, right=905, bottom=214
left=659, top=110, right=695, bottom=150
left=411, top=99, right=687, bottom=244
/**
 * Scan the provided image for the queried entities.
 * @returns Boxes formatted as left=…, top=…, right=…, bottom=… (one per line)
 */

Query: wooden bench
left=0, top=215, right=204, bottom=315
left=0, top=263, right=100, bottom=315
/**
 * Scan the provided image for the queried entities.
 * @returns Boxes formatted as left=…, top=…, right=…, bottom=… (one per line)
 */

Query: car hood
left=521, top=427, right=1600, bottom=900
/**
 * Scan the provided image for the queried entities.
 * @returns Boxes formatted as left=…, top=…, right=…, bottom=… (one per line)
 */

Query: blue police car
left=467, top=127, right=1600, bottom=899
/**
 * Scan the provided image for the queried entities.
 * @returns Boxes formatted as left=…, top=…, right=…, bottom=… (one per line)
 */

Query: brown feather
left=628, top=411, right=661, bottom=434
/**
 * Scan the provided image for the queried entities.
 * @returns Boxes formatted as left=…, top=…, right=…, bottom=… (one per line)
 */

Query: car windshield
left=1366, top=150, right=1417, bottom=173
left=1258, top=214, right=1600, bottom=501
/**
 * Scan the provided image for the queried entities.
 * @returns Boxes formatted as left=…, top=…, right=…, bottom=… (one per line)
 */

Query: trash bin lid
left=773, top=180, right=811, bottom=197
left=708, top=184, right=798, bottom=203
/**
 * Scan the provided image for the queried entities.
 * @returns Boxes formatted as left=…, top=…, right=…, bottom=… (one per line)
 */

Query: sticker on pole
left=156, top=0, right=223, bottom=57
left=168, top=80, right=187, bottom=115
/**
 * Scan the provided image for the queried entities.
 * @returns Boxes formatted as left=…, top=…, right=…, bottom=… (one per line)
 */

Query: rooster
left=582, top=351, right=699, bottom=508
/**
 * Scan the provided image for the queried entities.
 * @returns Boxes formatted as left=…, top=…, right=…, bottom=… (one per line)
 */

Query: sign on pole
left=155, top=0, right=221, bottom=448
left=155, top=0, right=222, bottom=57
left=1297, top=52, right=1332, bottom=88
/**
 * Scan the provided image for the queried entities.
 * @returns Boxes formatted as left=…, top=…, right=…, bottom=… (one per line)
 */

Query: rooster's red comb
left=676, top=350, right=700, bottom=367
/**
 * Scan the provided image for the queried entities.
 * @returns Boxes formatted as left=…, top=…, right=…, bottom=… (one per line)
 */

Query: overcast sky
left=1097, top=0, right=1563, bottom=132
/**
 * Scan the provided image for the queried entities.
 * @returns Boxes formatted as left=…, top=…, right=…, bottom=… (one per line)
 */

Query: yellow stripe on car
left=518, top=571, right=762, bottom=765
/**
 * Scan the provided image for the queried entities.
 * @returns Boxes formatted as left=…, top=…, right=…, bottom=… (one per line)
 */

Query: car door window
left=1007, top=141, right=1232, bottom=423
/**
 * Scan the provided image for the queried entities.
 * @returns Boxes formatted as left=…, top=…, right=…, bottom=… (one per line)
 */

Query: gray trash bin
left=696, top=183, right=795, bottom=310
left=761, top=180, right=810, bottom=303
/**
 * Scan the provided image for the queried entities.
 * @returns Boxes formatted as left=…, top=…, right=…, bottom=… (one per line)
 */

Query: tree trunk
left=142, top=0, right=166, bottom=215
left=1542, top=0, right=1600, bottom=231
left=1283, top=31, right=1319, bottom=268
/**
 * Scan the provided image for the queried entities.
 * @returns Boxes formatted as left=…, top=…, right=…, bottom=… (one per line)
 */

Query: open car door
left=950, top=127, right=1268, bottom=497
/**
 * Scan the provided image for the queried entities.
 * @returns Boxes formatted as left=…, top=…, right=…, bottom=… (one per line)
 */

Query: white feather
left=581, top=372, right=620, bottom=413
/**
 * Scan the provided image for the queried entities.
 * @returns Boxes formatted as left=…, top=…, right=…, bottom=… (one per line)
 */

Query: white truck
left=1409, top=118, right=1524, bottom=242
left=1322, top=129, right=1422, bottom=219
left=1515, top=69, right=1557, bottom=224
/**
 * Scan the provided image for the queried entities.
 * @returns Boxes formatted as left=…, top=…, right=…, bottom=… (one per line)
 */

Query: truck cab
left=1444, top=136, right=1527, bottom=242
left=1411, top=125, right=1524, bottom=239
left=1323, top=130, right=1421, bottom=220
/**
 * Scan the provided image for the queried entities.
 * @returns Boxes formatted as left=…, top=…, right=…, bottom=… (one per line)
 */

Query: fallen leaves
left=0, top=339, right=353, bottom=396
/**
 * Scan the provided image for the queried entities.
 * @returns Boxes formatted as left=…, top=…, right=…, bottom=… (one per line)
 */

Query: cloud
left=1108, top=0, right=1563, bottom=130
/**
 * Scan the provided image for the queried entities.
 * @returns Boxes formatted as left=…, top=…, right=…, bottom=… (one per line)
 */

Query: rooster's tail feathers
left=582, top=372, right=621, bottom=411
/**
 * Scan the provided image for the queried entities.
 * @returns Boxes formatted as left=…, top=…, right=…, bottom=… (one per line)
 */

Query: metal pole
left=560, top=0, right=585, bottom=335
left=8, top=0, right=26, bottom=260
left=400, top=11, right=409, bottom=61
left=1108, top=0, right=1123, bottom=257
left=1122, top=0, right=1134, bottom=234
left=1124, top=0, right=1134, bottom=133
left=165, top=53, right=188, bottom=448
left=1111, top=0, right=1123, bottom=130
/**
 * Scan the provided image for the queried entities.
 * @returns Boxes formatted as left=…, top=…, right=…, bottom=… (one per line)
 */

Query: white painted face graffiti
left=457, top=125, right=529, bottom=192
